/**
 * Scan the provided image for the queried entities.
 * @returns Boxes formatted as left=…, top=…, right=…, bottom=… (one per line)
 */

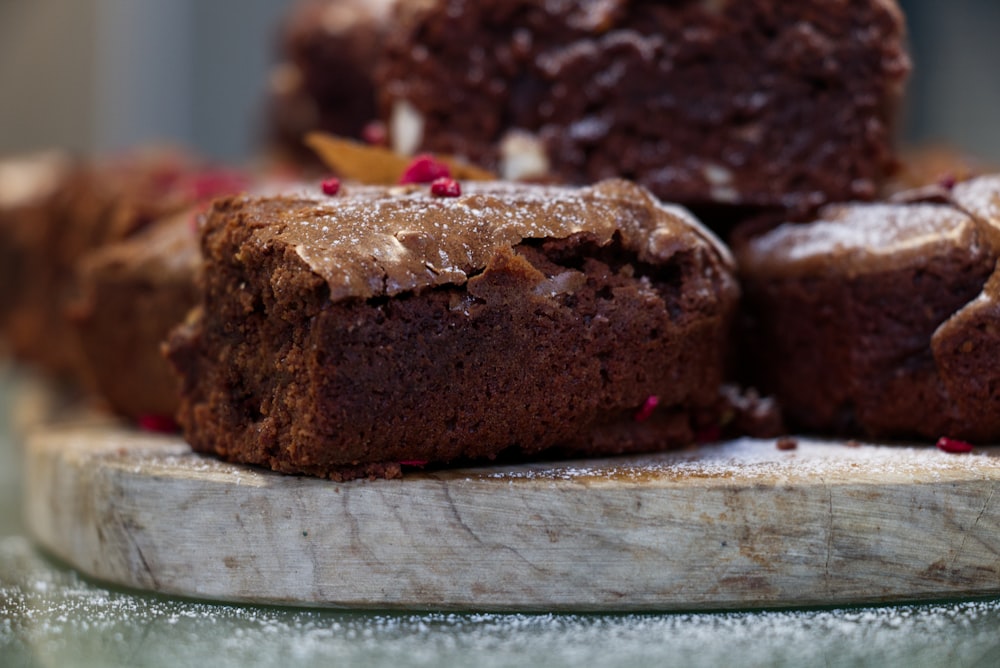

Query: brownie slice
left=736, top=175, right=1000, bottom=441
left=0, top=151, right=78, bottom=358
left=377, top=0, right=910, bottom=221
left=0, top=147, right=247, bottom=379
left=69, top=210, right=201, bottom=420
left=167, top=179, right=737, bottom=479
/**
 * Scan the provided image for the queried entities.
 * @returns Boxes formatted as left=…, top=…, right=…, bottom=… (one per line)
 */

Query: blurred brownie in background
left=266, top=0, right=397, bottom=165
left=377, top=0, right=911, bottom=224
left=69, top=209, right=202, bottom=421
left=0, top=146, right=247, bottom=381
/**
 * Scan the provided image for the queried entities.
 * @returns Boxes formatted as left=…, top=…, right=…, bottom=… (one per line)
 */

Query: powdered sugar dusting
left=3, top=534, right=1000, bottom=667
left=743, top=203, right=978, bottom=277
left=248, top=179, right=715, bottom=301
left=473, top=438, right=1000, bottom=484
left=76, top=428, right=1000, bottom=489
left=953, top=174, right=1000, bottom=224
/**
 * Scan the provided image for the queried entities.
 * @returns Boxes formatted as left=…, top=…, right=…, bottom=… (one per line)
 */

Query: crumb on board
left=776, top=437, right=798, bottom=451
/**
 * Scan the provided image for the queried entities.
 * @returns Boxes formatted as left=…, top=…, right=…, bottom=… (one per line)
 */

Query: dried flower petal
left=936, top=437, right=974, bottom=453
left=633, top=395, right=660, bottom=422
left=138, top=414, right=179, bottom=433
left=401, top=154, right=451, bottom=184
left=430, top=176, right=461, bottom=197
left=362, top=120, right=387, bottom=146
left=304, top=132, right=495, bottom=185
left=321, top=176, right=341, bottom=196
left=937, top=173, right=957, bottom=190
left=186, top=170, right=250, bottom=201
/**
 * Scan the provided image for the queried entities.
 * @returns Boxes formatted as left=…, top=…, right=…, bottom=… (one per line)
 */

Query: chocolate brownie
left=69, top=209, right=201, bottom=420
left=267, top=0, right=396, bottom=163
left=377, top=0, right=910, bottom=221
left=68, top=168, right=271, bottom=420
left=167, top=179, right=738, bottom=479
left=0, top=147, right=247, bottom=379
left=736, top=174, right=1000, bottom=442
left=0, top=151, right=77, bottom=355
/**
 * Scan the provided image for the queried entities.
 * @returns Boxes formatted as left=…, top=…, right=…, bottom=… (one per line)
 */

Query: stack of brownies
left=3, top=0, right=998, bottom=481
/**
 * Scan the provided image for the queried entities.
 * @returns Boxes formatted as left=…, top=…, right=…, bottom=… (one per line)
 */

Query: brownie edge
left=167, top=180, right=738, bottom=479
left=736, top=175, right=1000, bottom=441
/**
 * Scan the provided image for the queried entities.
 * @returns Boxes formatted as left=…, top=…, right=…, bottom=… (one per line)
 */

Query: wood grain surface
left=22, top=424, right=1000, bottom=612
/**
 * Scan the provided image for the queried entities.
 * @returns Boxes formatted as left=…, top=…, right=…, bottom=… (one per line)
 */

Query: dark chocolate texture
left=167, top=180, right=738, bottom=479
left=377, top=0, right=910, bottom=220
left=267, top=0, right=395, bottom=163
left=737, top=174, right=1000, bottom=442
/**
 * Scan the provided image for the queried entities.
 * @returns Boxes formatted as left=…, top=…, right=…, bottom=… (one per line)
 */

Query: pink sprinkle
left=150, top=165, right=184, bottom=194
left=937, top=173, right=957, bottom=190
left=137, top=414, right=179, bottom=433
left=430, top=177, right=461, bottom=197
left=936, top=437, right=974, bottom=453
left=361, top=120, right=387, bottom=146
left=633, top=395, right=660, bottom=422
left=399, top=154, right=450, bottom=184
left=399, top=460, right=429, bottom=467
left=321, top=177, right=341, bottom=196
left=187, top=170, right=250, bottom=201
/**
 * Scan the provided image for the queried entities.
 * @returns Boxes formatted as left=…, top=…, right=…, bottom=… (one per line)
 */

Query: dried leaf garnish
left=305, top=132, right=495, bottom=184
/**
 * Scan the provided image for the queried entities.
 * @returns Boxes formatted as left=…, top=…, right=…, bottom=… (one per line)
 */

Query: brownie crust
left=168, top=180, right=738, bottom=478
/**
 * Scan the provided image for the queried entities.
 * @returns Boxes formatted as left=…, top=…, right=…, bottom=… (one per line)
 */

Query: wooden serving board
left=23, top=424, right=1000, bottom=612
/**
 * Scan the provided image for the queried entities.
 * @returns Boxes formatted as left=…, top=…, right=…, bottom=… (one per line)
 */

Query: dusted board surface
left=22, top=424, right=1000, bottom=611
left=4, top=533, right=1000, bottom=668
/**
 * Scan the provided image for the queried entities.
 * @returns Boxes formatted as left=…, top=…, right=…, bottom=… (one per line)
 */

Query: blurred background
left=0, top=0, right=998, bottom=163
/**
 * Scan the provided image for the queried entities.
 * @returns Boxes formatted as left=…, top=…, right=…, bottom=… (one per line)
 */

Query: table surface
left=3, top=364, right=1000, bottom=668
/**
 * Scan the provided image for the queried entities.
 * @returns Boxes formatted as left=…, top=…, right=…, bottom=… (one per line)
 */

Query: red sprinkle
left=936, top=437, right=974, bottom=453
left=321, top=177, right=341, bottom=196
left=937, top=173, right=958, bottom=190
left=399, top=154, right=451, bottom=184
left=361, top=120, right=387, bottom=146
left=633, top=395, right=660, bottom=423
left=137, top=414, right=179, bottom=433
left=187, top=170, right=251, bottom=201
left=150, top=165, right=184, bottom=194
left=430, top=177, right=461, bottom=197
